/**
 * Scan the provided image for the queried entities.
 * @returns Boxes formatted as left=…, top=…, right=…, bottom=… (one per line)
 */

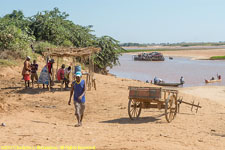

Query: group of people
left=22, top=56, right=39, bottom=88
left=211, top=74, right=222, bottom=80
left=22, top=56, right=73, bottom=89
left=57, top=64, right=72, bottom=88
left=153, top=77, right=164, bottom=84
left=148, top=76, right=185, bottom=84
left=22, top=56, right=86, bottom=127
left=22, top=56, right=56, bottom=89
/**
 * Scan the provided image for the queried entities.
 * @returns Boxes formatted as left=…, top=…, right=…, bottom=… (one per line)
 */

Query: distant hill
left=120, top=42, right=225, bottom=47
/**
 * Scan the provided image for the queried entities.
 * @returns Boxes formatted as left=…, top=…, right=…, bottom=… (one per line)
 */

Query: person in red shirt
left=57, top=64, right=65, bottom=81
left=47, top=59, right=54, bottom=75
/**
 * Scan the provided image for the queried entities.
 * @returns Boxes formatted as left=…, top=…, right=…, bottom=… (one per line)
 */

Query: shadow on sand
left=100, top=116, right=161, bottom=124
left=1, top=86, right=22, bottom=90
left=14, top=87, right=71, bottom=95
left=211, top=133, right=225, bottom=137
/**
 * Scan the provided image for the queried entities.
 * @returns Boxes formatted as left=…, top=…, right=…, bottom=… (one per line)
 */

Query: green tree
left=29, top=8, right=95, bottom=47
left=0, top=8, right=125, bottom=72
left=93, top=36, right=125, bottom=73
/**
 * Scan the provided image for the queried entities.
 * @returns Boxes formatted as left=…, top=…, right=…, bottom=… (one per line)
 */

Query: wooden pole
left=52, top=57, right=55, bottom=81
left=91, top=55, right=96, bottom=90
left=88, top=55, right=94, bottom=90
left=56, top=56, right=59, bottom=80
left=92, top=56, right=96, bottom=90
left=46, top=57, right=50, bottom=91
left=72, top=57, right=75, bottom=82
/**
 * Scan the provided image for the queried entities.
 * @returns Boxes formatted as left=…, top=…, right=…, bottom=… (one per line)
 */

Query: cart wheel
left=128, top=99, right=142, bottom=120
left=165, top=94, right=177, bottom=123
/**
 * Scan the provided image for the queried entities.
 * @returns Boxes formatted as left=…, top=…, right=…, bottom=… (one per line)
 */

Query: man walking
left=68, top=72, right=86, bottom=127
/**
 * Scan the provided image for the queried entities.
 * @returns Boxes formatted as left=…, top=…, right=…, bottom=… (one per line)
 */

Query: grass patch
left=0, top=59, right=16, bottom=66
left=210, top=56, right=225, bottom=60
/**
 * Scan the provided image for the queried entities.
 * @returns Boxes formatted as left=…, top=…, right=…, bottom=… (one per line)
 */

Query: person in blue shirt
left=68, top=72, right=86, bottom=127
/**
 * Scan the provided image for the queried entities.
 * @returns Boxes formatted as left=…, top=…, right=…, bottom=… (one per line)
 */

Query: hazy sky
left=1, top=0, right=225, bottom=43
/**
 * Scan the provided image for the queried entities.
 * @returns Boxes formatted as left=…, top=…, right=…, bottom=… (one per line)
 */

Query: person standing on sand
left=57, top=64, right=65, bottom=81
left=57, top=64, right=65, bottom=89
left=64, top=66, right=71, bottom=88
left=43, top=59, right=54, bottom=88
left=22, top=56, right=31, bottom=88
left=68, top=72, right=86, bottom=127
left=31, top=60, right=39, bottom=88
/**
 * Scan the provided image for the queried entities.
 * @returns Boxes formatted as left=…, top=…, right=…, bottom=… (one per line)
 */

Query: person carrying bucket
left=68, top=71, right=86, bottom=127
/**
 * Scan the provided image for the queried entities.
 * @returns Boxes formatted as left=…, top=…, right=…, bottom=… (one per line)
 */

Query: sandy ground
left=128, top=48, right=225, bottom=59
left=161, top=49, right=225, bottom=59
left=0, top=51, right=225, bottom=150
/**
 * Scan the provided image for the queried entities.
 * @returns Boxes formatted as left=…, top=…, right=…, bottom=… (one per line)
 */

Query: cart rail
left=128, top=86, right=178, bottom=100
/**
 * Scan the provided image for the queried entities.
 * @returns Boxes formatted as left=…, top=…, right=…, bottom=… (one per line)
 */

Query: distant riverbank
left=123, top=48, right=225, bottom=60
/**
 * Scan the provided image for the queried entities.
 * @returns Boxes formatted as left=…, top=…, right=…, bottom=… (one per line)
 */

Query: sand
left=161, top=49, right=225, bottom=59
left=127, top=47, right=225, bottom=59
left=0, top=50, right=225, bottom=150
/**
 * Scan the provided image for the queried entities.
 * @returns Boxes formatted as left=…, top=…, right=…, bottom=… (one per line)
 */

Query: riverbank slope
left=0, top=64, right=225, bottom=150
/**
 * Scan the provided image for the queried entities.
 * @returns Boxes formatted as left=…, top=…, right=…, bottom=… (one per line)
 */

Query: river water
left=109, top=54, right=225, bottom=87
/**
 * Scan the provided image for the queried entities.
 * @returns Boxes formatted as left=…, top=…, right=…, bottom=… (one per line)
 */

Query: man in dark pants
left=68, top=72, right=86, bottom=127
left=31, top=60, right=39, bottom=88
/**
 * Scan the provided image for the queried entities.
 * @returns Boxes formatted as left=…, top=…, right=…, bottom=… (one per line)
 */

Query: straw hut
left=43, top=46, right=101, bottom=91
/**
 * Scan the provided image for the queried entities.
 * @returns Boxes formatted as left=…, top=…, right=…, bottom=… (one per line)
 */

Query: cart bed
left=128, top=86, right=162, bottom=100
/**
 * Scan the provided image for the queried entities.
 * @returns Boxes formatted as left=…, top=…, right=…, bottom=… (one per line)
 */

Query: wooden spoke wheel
left=165, top=94, right=177, bottom=123
left=128, top=99, right=142, bottom=120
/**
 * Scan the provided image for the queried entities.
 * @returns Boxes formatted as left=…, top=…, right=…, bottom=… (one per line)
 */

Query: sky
left=0, top=0, right=225, bottom=43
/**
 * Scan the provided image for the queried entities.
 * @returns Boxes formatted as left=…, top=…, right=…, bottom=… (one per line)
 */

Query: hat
left=27, top=56, right=31, bottom=60
left=75, top=72, right=82, bottom=77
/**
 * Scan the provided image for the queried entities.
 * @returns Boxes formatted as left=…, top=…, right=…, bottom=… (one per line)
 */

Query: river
left=109, top=54, right=225, bottom=87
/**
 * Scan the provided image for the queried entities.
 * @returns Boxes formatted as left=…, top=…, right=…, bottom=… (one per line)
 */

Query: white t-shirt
left=64, top=68, right=71, bottom=78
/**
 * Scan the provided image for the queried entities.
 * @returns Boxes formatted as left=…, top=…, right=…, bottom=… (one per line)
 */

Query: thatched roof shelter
left=43, top=47, right=101, bottom=57
left=43, top=46, right=100, bottom=91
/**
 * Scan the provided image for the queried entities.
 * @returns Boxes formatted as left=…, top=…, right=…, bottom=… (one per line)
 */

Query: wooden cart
left=128, top=86, right=179, bottom=123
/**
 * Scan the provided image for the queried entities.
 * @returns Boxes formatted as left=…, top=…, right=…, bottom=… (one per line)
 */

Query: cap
left=27, top=56, right=31, bottom=59
left=75, top=72, right=82, bottom=77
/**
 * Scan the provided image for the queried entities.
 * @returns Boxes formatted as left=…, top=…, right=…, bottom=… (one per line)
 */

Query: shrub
left=34, top=41, right=56, bottom=55
left=62, top=40, right=73, bottom=47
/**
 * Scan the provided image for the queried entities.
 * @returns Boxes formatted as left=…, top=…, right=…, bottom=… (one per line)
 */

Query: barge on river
left=133, top=52, right=165, bottom=61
